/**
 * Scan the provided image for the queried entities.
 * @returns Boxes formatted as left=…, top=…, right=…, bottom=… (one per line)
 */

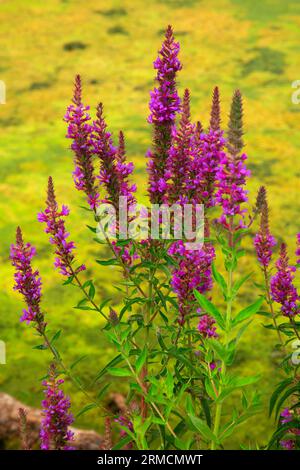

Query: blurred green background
left=0, top=0, right=300, bottom=448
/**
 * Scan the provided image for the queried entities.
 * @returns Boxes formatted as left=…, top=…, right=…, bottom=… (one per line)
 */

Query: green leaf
left=209, top=339, right=228, bottom=361
left=86, top=225, right=97, bottom=233
left=233, top=297, right=264, bottom=327
left=204, top=377, right=218, bottom=400
left=188, top=414, right=217, bottom=443
left=97, top=383, right=111, bottom=400
left=33, top=344, right=47, bottom=350
left=88, top=282, right=96, bottom=300
left=96, top=259, right=118, bottom=266
left=70, top=355, right=88, bottom=370
left=185, top=395, right=196, bottom=415
left=193, top=290, right=225, bottom=330
left=135, top=347, right=147, bottom=374
left=269, top=378, right=294, bottom=417
left=165, top=370, right=174, bottom=398
left=212, top=263, right=227, bottom=297
left=50, top=330, right=62, bottom=344
left=74, top=298, right=94, bottom=311
left=232, top=272, right=253, bottom=296
left=62, top=275, right=74, bottom=285
left=94, top=354, right=123, bottom=382
left=76, top=403, right=97, bottom=418
left=107, top=367, right=132, bottom=377
left=230, top=375, right=261, bottom=387
left=274, top=384, right=300, bottom=420
left=112, top=436, right=132, bottom=450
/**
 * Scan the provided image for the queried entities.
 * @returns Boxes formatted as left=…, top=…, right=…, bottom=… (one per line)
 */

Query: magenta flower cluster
left=254, top=231, right=276, bottom=268
left=197, top=314, right=218, bottom=339
left=65, top=77, right=136, bottom=212
left=254, top=199, right=276, bottom=268
left=40, top=369, right=74, bottom=450
left=279, top=408, right=300, bottom=450
left=168, top=240, right=215, bottom=325
left=38, top=177, right=86, bottom=277
left=10, top=227, right=44, bottom=326
left=188, top=127, right=226, bottom=207
left=296, top=233, right=300, bottom=265
left=92, top=106, right=136, bottom=209
left=148, top=24, right=181, bottom=125
left=115, top=414, right=134, bottom=439
left=65, top=75, right=100, bottom=210
left=165, top=89, right=195, bottom=204
left=215, top=152, right=250, bottom=227
left=270, top=244, right=299, bottom=317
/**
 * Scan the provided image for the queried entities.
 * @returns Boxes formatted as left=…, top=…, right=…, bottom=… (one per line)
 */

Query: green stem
left=211, top=268, right=232, bottom=449
left=211, top=218, right=234, bottom=449
left=40, top=329, right=105, bottom=412
left=262, top=267, right=285, bottom=348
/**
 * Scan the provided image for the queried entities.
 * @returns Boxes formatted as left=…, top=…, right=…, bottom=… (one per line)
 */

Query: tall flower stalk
left=210, top=90, right=255, bottom=449
left=40, top=364, right=74, bottom=450
left=253, top=187, right=282, bottom=345
left=38, top=176, right=86, bottom=277
left=65, top=75, right=99, bottom=210
left=147, top=25, right=181, bottom=203
left=10, top=227, right=45, bottom=330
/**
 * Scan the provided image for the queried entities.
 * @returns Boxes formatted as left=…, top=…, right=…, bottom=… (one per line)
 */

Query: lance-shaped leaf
left=193, top=290, right=225, bottom=330
left=232, top=297, right=264, bottom=327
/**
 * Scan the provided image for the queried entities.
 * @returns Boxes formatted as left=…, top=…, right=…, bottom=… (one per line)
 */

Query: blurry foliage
left=241, top=48, right=285, bottom=77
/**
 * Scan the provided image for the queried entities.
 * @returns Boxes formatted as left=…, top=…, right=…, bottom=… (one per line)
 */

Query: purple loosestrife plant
left=38, top=176, right=86, bottom=277
left=147, top=25, right=181, bottom=203
left=216, top=90, right=250, bottom=229
left=64, top=75, right=100, bottom=210
left=270, top=244, right=299, bottom=318
left=266, top=242, right=300, bottom=450
left=11, top=25, right=300, bottom=451
left=254, top=190, right=276, bottom=268
left=253, top=187, right=284, bottom=346
left=10, top=227, right=45, bottom=329
left=279, top=408, right=300, bottom=450
left=296, top=233, right=300, bottom=266
left=188, top=123, right=226, bottom=207
left=166, top=88, right=194, bottom=204
left=93, top=104, right=136, bottom=209
left=168, top=238, right=215, bottom=325
left=40, top=364, right=75, bottom=450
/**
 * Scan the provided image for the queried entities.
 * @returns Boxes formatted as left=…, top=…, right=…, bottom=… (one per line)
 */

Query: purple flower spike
left=64, top=75, right=100, bottom=210
left=279, top=408, right=299, bottom=450
left=188, top=122, right=226, bottom=207
left=270, top=244, right=299, bottom=317
left=166, top=89, right=194, bottom=204
left=296, top=233, right=300, bottom=265
left=148, top=25, right=181, bottom=125
left=10, top=227, right=45, bottom=329
left=198, top=314, right=218, bottom=339
left=254, top=189, right=276, bottom=267
left=92, top=105, right=136, bottom=210
left=38, top=177, right=86, bottom=277
left=147, top=25, right=182, bottom=204
left=216, top=90, right=250, bottom=227
left=168, top=238, right=215, bottom=325
left=40, top=364, right=74, bottom=450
